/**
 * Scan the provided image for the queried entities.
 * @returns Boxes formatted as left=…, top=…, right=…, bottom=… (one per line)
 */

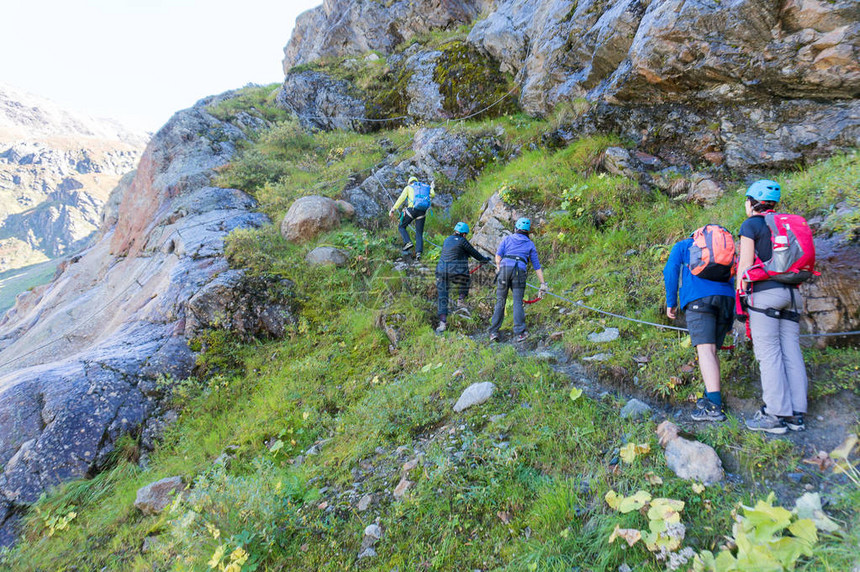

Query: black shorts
left=685, top=295, right=734, bottom=347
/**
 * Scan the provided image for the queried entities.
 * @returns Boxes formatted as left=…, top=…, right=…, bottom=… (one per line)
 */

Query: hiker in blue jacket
left=663, top=232, right=735, bottom=422
left=435, top=222, right=491, bottom=333
left=389, top=176, right=434, bottom=260
left=488, top=218, right=546, bottom=342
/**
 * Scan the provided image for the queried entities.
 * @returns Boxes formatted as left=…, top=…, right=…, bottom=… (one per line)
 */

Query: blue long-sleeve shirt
left=496, top=232, right=541, bottom=271
left=663, top=238, right=734, bottom=309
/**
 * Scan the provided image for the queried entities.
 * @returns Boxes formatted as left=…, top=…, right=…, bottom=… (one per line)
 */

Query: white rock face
left=0, top=90, right=279, bottom=545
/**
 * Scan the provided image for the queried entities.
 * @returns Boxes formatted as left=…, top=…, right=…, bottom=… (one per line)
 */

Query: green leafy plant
left=32, top=498, right=77, bottom=537
left=605, top=489, right=694, bottom=569
left=693, top=493, right=817, bottom=571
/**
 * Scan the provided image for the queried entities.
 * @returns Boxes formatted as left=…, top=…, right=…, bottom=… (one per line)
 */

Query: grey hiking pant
left=748, top=286, right=808, bottom=417
left=489, top=265, right=527, bottom=335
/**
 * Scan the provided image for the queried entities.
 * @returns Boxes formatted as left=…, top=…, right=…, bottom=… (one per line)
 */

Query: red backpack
left=743, top=212, right=819, bottom=285
left=688, top=224, right=736, bottom=281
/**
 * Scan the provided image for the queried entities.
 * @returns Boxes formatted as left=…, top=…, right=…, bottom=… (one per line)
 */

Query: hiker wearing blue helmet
left=488, top=217, right=547, bottom=342
left=389, top=176, right=435, bottom=260
left=435, top=222, right=491, bottom=333
left=737, top=179, right=809, bottom=434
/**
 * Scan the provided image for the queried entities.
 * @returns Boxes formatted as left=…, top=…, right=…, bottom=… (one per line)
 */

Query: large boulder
left=657, top=421, right=724, bottom=485
left=342, top=165, right=407, bottom=222
left=280, top=196, right=343, bottom=242
left=343, top=126, right=507, bottom=224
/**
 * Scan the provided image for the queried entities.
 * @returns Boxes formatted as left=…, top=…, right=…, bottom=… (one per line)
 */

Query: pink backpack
left=743, top=212, right=819, bottom=285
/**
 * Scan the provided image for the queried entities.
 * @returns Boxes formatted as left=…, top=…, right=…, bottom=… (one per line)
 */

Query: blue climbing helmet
left=515, top=217, right=531, bottom=231
left=746, top=179, right=781, bottom=203
left=454, top=221, right=469, bottom=234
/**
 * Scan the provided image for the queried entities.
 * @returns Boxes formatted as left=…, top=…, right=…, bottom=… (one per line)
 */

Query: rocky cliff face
left=283, top=0, right=494, bottom=72
left=0, top=84, right=147, bottom=273
left=281, top=0, right=859, bottom=171
left=0, top=93, right=293, bottom=545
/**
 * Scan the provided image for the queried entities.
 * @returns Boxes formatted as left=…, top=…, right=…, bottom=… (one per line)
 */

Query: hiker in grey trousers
left=747, top=287, right=807, bottom=418
left=737, top=179, right=808, bottom=434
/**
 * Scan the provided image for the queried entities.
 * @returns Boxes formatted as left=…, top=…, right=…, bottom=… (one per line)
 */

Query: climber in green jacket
left=389, top=176, right=434, bottom=260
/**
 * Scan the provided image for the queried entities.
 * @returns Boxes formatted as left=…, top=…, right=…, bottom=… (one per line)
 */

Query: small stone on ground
left=453, top=382, right=496, bottom=412
left=620, top=398, right=652, bottom=420
left=588, top=328, right=620, bottom=343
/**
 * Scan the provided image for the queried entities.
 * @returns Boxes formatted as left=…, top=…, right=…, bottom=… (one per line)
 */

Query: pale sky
left=0, top=0, right=321, bottom=133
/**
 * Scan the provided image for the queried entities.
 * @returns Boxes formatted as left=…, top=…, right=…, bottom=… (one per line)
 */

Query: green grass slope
left=2, top=87, right=858, bottom=571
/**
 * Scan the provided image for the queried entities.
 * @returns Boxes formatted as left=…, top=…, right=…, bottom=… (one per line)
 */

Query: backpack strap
left=747, top=305, right=801, bottom=322
left=502, top=254, right=528, bottom=265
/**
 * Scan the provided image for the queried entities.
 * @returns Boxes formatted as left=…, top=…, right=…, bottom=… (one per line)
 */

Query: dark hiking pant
left=489, top=265, right=527, bottom=335
left=399, top=207, right=427, bottom=254
left=436, top=261, right=470, bottom=319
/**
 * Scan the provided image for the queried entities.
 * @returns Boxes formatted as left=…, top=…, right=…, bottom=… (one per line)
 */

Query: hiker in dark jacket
left=664, top=232, right=735, bottom=422
left=435, top=222, right=491, bottom=333
left=488, top=218, right=546, bottom=342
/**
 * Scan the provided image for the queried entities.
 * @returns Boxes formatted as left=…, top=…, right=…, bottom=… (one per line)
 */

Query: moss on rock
left=433, top=40, right=518, bottom=119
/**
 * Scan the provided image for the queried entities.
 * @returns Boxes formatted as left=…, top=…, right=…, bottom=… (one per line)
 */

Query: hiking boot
left=515, top=331, right=529, bottom=342
left=690, top=398, right=726, bottom=422
left=402, top=242, right=414, bottom=251
left=745, top=407, right=787, bottom=434
left=414, top=252, right=422, bottom=261
left=489, top=332, right=500, bottom=342
left=435, top=321, right=446, bottom=333
left=782, top=412, right=806, bottom=432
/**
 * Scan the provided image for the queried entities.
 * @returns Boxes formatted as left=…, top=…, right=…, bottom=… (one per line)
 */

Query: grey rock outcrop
left=470, top=191, right=529, bottom=256
left=277, top=71, right=369, bottom=131
left=282, top=0, right=492, bottom=71
left=404, top=50, right=446, bottom=120
left=470, top=0, right=859, bottom=112
left=343, top=126, right=507, bottom=224
left=568, top=100, right=860, bottom=172
left=464, top=0, right=859, bottom=169
left=134, top=476, right=184, bottom=515
left=801, top=232, right=860, bottom=345
left=280, top=195, right=343, bottom=242
left=0, top=91, right=288, bottom=543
